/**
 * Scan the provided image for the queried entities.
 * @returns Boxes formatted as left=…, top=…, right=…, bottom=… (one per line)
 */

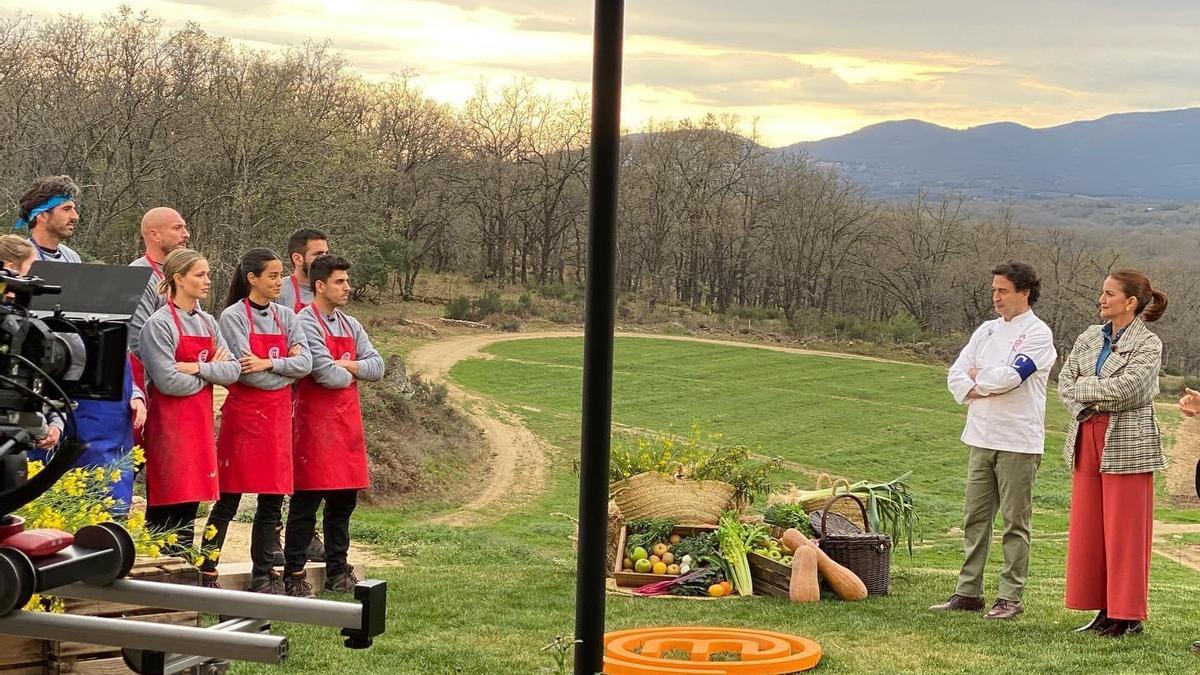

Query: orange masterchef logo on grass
left=603, top=626, right=821, bottom=674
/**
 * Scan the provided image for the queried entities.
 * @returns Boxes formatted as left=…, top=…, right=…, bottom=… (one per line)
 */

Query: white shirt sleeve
left=947, top=326, right=984, bottom=405
left=974, top=325, right=1057, bottom=397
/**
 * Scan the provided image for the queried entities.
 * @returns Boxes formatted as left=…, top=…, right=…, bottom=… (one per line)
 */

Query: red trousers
left=1065, top=415, right=1154, bottom=621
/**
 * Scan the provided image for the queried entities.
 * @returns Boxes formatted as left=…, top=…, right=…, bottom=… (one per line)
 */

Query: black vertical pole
left=574, top=1, right=624, bottom=674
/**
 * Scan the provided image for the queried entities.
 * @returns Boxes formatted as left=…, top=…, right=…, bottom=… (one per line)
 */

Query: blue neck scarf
left=14, top=194, right=75, bottom=231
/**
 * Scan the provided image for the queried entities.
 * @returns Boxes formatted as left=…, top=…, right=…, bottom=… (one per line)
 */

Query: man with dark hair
left=283, top=255, right=384, bottom=597
left=277, top=228, right=329, bottom=313
left=932, top=262, right=1057, bottom=620
left=17, top=175, right=82, bottom=263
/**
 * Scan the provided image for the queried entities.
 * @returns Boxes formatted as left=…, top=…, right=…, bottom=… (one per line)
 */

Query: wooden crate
left=0, top=557, right=209, bottom=675
left=612, top=524, right=716, bottom=588
left=748, top=552, right=791, bottom=599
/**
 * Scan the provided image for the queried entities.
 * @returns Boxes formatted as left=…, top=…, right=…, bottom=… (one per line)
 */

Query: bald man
left=128, top=208, right=190, bottom=357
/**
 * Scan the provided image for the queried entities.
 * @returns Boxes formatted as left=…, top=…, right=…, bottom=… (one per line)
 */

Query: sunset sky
left=4, top=1, right=1199, bottom=146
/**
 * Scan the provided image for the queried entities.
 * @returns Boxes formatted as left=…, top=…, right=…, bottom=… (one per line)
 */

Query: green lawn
left=237, top=337, right=1200, bottom=674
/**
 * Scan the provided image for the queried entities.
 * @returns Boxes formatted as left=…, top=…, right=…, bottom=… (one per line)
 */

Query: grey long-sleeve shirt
left=274, top=275, right=314, bottom=312
left=29, top=239, right=82, bottom=263
left=139, top=304, right=241, bottom=396
left=218, top=300, right=312, bottom=391
left=128, top=256, right=165, bottom=357
left=297, top=305, right=385, bottom=389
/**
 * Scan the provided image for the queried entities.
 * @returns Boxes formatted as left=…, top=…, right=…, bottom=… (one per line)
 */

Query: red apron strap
left=166, top=299, right=186, bottom=336
left=168, top=300, right=215, bottom=344
left=244, top=299, right=284, bottom=336
left=148, top=257, right=164, bottom=280
left=310, top=305, right=351, bottom=341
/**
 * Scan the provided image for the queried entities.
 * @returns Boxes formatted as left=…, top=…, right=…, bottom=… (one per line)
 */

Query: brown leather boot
left=929, top=594, right=985, bottom=612
left=985, top=598, right=1024, bottom=620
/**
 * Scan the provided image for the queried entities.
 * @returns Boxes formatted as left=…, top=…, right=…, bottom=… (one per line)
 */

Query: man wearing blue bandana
left=16, top=175, right=82, bottom=263
left=15, top=175, right=145, bottom=514
left=933, top=262, right=1057, bottom=621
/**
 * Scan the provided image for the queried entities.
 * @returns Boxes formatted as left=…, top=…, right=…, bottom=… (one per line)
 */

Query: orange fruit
left=708, top=584, right=726, bottom=598
left=719, top=581, right=733, bottom=595
left=652, top=561, right=667, bottom=575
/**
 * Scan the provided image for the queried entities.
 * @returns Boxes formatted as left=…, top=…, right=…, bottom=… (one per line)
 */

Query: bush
left=888, top=313, right=924, bottom=343
left=445, top=295, right=471, bottom=320
left=476, top=290, right=503, bottom=317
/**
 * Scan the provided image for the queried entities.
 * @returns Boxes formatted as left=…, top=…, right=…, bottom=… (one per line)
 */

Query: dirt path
left=408, top=334, right=557, bottom=527
left=1164, top=414, right=1200, bottom=506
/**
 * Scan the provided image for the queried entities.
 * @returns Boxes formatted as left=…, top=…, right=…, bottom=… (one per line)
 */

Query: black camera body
left=0, top=264, right=146, bottom=509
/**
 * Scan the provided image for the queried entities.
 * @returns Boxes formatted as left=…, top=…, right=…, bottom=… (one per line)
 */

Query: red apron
left=292, top=305, right=369, bottom=491
left=216, top=301, right=293, bottom=495
left=130, top=257, right=163, bottom=449
left=289, top=276, right=305, bottom=313
left=143, top=301, right=219, bottom=506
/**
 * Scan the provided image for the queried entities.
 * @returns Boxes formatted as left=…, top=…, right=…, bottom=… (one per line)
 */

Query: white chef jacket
left=947, top=310, right=1057, bottom=454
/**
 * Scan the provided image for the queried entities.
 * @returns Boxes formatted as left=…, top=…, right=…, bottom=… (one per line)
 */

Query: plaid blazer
left=1058, top=318, right=1165, bottom=474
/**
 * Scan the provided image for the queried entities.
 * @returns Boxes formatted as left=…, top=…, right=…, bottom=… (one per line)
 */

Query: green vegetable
left=762, top=503, right=816, bottom=538
left=716, top=512, right=768, bottom=597
left=669, top=567, right=722, bottom=597
left=672, top=531, right=718, bottom=560
left=626, top=518, right=676, bottom=553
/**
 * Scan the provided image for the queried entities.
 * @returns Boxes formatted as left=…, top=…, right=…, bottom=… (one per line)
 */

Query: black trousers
left=145, top=502, right=199, bottom=556
left=201, top=493, right=285, bottom=577
left=284, top=489, right=358, bottom=576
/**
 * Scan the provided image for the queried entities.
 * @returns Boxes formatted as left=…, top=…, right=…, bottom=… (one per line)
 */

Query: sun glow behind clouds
left=5, top=0, right=1192, bottom=145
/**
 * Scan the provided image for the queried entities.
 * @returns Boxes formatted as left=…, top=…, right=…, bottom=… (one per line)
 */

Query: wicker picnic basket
left=816, top=493, right=892, bottom=596
left=608, top=471, right=736, bottom=524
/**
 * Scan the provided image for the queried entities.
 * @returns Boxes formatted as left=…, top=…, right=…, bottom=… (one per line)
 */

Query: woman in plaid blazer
left=1059, top=270, right=1168, bottom=638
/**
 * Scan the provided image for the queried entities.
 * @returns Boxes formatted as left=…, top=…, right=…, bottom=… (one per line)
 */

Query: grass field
left=236, top=336, right=1200, bottom=674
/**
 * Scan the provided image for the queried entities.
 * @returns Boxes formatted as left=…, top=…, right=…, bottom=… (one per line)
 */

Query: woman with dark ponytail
left=202, top=248, right=311, bottom=593
left=1059, top=270, right=1168, bottom=637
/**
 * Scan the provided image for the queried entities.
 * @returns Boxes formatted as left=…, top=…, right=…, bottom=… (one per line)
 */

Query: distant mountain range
left=781, top=108, right=1200, bottom=201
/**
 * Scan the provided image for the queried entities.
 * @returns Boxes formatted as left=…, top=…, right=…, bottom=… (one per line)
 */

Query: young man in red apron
left=138, top=249, right=240, bottom=563
left=276, top=228, right=328, bottom=313
left=274, top=228, right=330, bottom=563
left=201, top=249, right=311, bottom=594
left=284, top=255, right=384, bottom=597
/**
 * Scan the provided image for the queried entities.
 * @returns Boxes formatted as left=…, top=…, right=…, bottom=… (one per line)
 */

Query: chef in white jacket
left=931, top=262, right=1057, bottom=621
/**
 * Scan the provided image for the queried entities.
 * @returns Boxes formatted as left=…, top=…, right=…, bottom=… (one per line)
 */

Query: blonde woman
left=0, top=234, right=36, bottom=276
left=138, top=248, right=239, bottom=580
left=1060, top=269, right=1167, bottom=638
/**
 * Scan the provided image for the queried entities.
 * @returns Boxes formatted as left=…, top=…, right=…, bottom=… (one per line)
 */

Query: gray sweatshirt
left=28, top=238, right=82, bottom=264
left=297, top=305, right=385, bottom=389
left=218, top=300, right=312, bottom=391
left=128, top=256, right=164, bottom=357
left=274, top=275, right=314, bottom=311
left=139, top=304, right=241, bottom=396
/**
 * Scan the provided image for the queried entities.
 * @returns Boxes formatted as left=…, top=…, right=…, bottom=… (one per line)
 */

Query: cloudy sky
left=4, top=1, right=1200, bottom=146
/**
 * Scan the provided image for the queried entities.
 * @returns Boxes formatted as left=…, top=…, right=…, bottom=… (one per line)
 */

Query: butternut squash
left=781, top=528, right=869, bottom=601
left=789, top=545, right=820, bottom=602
